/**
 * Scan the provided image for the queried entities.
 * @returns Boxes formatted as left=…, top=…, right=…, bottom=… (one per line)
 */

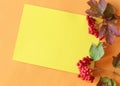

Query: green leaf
left=112, top=53, right=120, bottom=68
left=111, top=79, right=116, bottom=86
left=89, top=42, right=104, bottom=61
left=97, top=77, right=116, bottom=86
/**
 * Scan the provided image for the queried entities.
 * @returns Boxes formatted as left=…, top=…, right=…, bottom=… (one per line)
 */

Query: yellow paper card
left=13, top=4, right=98, bottom=73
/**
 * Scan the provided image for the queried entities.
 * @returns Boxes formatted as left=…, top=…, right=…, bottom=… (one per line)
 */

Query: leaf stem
left=95, top=66, right=120, bottom=78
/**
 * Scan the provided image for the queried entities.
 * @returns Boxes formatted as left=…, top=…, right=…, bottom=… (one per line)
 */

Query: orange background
left=0, top=0, right=120, bottom=86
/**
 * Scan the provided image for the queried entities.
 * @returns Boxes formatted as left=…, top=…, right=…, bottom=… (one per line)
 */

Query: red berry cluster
left=77, top=56, right=94, bottom=83
left=87, top=15, right=99, bottom=38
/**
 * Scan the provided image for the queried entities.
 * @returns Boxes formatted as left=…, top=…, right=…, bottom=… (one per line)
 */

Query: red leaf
left=108, top=24, right=120, bottom=36
left=98, top=24, right=120, bottom=44
left=105, top=31, right=114, bottom=45
left=99, top=25, right=107, bottom=39
left=86, top=0, right=107, bottom=17
left=98, top=0, right=107, bottom=14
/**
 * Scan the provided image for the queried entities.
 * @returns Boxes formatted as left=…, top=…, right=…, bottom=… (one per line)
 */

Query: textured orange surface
left=0, top=0, right=120, bottom=86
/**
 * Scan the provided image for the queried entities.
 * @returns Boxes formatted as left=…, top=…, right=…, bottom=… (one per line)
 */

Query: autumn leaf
left=98, top=23, right=120, bottom=44
left=108, top=24, right=120, bottom=36
left=99, top=25, right=107, bottom=40
left=103, top=3, right=116, bottom=21
left=112, top=53, right=120, bottom=68
left=86, top=0, right=107, bottom=17
left=97, top=77, right=116, bottom=86
left=98, top=0, right=107, bottom=14
left=105, top=30, right=114, bottom=45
